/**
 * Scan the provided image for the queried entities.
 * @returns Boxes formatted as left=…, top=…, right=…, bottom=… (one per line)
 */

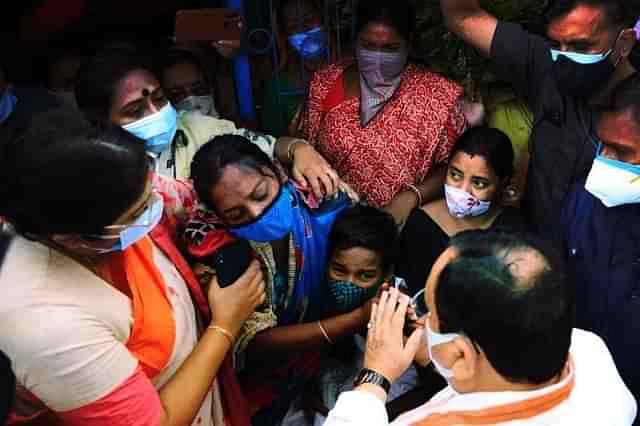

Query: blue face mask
left=88, top=193, right=164, bottom=253
left=0, top=85, right=17, bottom=124
left=288, top=27, right=327, bottom=59
left=550, top=49, right=611, bottom=65
left=229, top=185, right=295, bottom=242
left=122, top=103, right=178, bottom=154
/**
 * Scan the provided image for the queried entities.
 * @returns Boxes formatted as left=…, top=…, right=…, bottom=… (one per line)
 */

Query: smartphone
left=175, top=8, right=242, bottom=43
left=211, top=239, right=253, bottom=288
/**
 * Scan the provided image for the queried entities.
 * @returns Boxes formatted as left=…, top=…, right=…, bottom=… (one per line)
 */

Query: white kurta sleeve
left=324, top=390, right=389, bottom=426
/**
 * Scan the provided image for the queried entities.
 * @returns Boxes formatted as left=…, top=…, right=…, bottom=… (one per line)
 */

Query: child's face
left=328, top=246, right=386, bottom=288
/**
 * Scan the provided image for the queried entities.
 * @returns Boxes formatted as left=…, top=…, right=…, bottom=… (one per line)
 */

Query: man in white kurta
left=324, top=231, right=637, bottom=426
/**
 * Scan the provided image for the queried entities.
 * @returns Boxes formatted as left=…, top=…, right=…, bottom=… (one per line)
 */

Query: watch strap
left=353, top=368, right=391, bottom=393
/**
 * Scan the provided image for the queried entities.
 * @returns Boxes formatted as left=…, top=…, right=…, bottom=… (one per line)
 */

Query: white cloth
left=324, top=329, right=637, bottom=426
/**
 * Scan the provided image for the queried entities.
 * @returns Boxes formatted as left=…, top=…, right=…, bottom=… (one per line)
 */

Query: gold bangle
left=317, top=320, right=334, bottom=345
left=403, top=183, right=422, bottom=207
left=208, top=325, right=234, bottom=346
left=287, top=139, right=309, bottom=163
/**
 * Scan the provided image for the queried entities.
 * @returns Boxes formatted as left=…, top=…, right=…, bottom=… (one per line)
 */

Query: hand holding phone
left=176, top=8, right=243, bottom=44
left=211, top=239, right=253, bottom=288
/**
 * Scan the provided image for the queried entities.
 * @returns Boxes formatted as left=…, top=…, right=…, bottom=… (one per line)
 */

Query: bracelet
left=208, top=325, right=234, bottom=346
left=403, top=183, right=423, bottom=207
left=317, top=321, right=334, bottom=345
left=287, top=139, right=309, bottom=163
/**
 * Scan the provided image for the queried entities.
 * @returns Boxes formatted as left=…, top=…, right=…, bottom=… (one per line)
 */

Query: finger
left=404, top=328, right=424, bottom=362
left=382, top=288, right=400, bottom=327
left=309, top=175, right=324, bottom=200
left=291, top=167, right=309, bottom=189
left=317, top=172, right=335, bottom=198
left=377, top=283, right=390, bottom=297
left=392, top=294, right=411, bottom=327
left=238, top=260, right=260, bottom=287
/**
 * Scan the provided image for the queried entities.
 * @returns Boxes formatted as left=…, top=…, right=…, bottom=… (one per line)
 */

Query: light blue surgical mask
left=122, top=103, right=178, bottom=154
left=0, top=85, right=17, bottom=124
left=585, top=144, right=640, bottom=207
left=288, top=27, right=327, bottom=59
left=229, top=185, right=295, bottom=242
left=550, top=49, right=611, bottom=65
left=87, top=193, right=164, bottom=253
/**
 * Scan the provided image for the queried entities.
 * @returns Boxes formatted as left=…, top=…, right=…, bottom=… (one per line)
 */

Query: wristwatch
left=353, top=368, right=391, bottom=393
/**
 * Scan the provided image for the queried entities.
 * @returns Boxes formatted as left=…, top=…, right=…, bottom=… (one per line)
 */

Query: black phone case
left=212, top=240, right=253, bottom=288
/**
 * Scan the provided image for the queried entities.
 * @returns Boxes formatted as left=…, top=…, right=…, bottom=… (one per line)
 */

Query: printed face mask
left=229, top=185, right=295, bottom=242
left=175, top=95, right=219, bottom=118
left=288, top=27, right=328, bottom=59
left=426, top=314, right=461, bottom=380
left=328, top=279, right=381, bottom=313
left=87, top=193, right=164, bottom=253
left=122, top=103, right=178, bottom=154
left=444, top=184, right=491, bottom=218
left=585, top=148, right=640, bottom=208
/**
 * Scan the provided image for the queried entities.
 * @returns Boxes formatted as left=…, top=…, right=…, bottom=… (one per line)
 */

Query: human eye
left=449, top=169, right=462, bottom=181
left=472, top=178, right=489, bottom=189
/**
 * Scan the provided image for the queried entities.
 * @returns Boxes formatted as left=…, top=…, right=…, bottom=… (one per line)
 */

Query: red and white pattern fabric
left=301, top=63, right=467, bottom=207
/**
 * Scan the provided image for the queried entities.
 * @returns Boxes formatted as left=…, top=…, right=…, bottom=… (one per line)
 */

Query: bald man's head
left=433, top=230, right=574, bottom=385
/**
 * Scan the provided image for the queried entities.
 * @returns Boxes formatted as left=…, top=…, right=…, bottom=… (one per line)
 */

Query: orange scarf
left=95, top=237, right=176, bottom=378
left=411, top=363, right=575, bottom=426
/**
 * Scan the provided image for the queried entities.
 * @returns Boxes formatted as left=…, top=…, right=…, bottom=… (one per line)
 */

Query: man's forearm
left=440, top=0, right=497, bottom=58
left=440, top=0, right=482, bottom=29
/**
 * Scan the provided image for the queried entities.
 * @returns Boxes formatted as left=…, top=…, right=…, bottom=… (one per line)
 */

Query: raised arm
left=440, top=0, right=498, bottom=58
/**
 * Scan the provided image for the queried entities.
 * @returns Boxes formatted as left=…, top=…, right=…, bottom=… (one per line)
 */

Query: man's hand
left=363, top=289, right=424, bottom=384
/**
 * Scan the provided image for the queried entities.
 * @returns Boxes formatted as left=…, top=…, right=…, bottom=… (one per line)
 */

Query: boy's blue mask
left=328, top=278, right=382, bottom=313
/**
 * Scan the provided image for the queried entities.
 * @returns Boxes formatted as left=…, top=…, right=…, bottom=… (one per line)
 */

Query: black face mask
left=552, top=53, right=616, bottom=98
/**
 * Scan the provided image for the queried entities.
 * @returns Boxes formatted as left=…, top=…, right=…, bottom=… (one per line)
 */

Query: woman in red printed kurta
left=286, top=0, right=469, bottom=224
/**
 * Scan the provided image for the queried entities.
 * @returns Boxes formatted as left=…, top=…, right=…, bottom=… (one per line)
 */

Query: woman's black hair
left=0, top=108, right=149, bottom=236
left=355, top=0, right=415, bottom=43
left=450, top=126, right=515, bottom=181
left=158, top=48, right=213, bottom=88
left=75, top=46, right=152, bottom=124
left=191, top=134, right=281, bottom=213
left=328, top=204, right=398, bottom=274
left=275, top=0, right=322, bottom=33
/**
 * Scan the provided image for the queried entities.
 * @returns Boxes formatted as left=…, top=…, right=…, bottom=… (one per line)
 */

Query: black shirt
left=396, top=206, right=527, bottom=295
left=491, top=22, right=599, bottom=233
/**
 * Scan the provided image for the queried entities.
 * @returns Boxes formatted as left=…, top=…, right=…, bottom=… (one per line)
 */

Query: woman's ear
left=451, top=336, right=479, bottom=383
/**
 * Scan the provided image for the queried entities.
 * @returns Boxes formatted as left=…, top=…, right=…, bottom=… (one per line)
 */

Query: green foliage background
left=413, top=0, right=549, bottom=96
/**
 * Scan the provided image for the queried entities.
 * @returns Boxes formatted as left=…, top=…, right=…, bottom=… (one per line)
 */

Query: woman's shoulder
left=403, top=64, right=464, bottom=99
left=314, top=62, right=348, bottom=80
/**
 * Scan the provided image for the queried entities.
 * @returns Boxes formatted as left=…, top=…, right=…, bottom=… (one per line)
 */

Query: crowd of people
left=0, top=0, right=639, bottom=425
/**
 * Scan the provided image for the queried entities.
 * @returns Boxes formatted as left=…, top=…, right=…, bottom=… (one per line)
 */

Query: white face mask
left=444, top=184, right=492, bottom=218
left=175, top=95, right=219, bottom=118
left=426, top=314, right=461, bottom=380
left=585, top=152, right=640, bottom=208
